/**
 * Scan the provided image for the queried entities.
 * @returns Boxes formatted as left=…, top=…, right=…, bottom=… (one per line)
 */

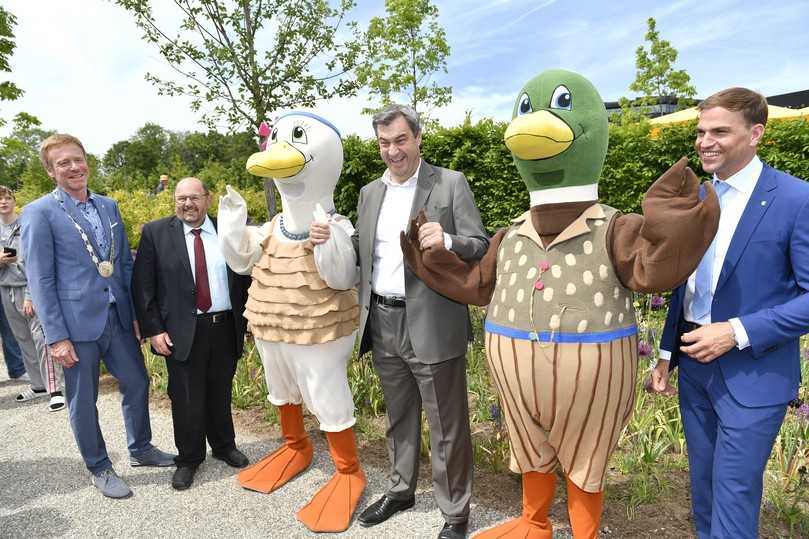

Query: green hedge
left=16, top=117, right=809, bottom=245
left=334, top=117, right=809, bottom=233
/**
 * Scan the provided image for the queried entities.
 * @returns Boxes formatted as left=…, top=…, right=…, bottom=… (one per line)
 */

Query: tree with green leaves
left=100, top=123, right=257, bottom=191
left=356, top=0, right=451, bottom=117
left=629, top=17, right=696, bottom=112
left=114, top=0, right=363, bottom=212
left=1, top=6, right=24, bottom=127
left=0, top=113, right=52, bottom=189
left=0, top=6, right=48, bottom=187
left=115, top=0, right=362, bottom=131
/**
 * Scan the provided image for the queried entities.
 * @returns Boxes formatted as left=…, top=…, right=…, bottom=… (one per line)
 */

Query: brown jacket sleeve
left=608, top=157, right=721, bottom=293
left=400, top=210, right=503, bottom=306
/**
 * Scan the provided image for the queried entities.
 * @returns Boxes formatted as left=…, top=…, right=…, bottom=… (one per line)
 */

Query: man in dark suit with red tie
left=132, top=177, right=252, bottom=490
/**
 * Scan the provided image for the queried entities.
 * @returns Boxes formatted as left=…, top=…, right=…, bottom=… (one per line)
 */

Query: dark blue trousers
left=679, top=357, right=787, bottom=539
left=63, top=307, right=153, bottom=474
left=0, top=304, right=24, bottom=378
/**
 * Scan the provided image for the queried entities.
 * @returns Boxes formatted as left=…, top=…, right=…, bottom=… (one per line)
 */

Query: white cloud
left=291, top=86, right=516, bottom=139
left=3, top=0, right=807, bottom=159
left=4, top=0, right=200, bottom=155
left=434, top=87, right=515, bottom=126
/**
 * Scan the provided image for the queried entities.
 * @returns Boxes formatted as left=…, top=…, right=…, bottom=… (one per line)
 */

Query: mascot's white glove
left=217, top=185, right=270, bottom=275
left=312, top=203, right=359, bottom=290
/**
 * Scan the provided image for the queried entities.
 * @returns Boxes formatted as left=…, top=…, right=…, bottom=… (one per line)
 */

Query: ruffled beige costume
left=245, top=218, right=359, bottom=345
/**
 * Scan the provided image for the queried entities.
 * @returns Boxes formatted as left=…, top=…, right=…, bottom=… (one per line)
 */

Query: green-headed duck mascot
left=402, top=70, right=719, bottom=538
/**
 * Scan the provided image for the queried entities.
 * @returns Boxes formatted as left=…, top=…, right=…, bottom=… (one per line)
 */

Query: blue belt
left=484, top=320, right=638, bottom=343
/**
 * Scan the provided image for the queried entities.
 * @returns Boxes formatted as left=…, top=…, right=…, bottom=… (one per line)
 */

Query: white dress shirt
left=659, top=155, right=762, bottom=360
left=371, top=161, right=454, bottom=297
left=372, top=163, right=421, bottom=297
left=183, top=216, right=232, bottom=313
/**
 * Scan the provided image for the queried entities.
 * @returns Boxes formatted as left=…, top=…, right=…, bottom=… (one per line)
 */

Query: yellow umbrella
left=649, top=107, right=698, bottom=125
left=767, top=105, right=804, bottom=120
left=650, top=104, right=805, bottom=125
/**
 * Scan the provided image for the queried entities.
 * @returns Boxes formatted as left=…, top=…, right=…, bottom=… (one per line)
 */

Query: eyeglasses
left=175, top=195, right=207, bottom=204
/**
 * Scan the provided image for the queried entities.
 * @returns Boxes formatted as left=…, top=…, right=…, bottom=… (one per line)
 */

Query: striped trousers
left=485, top=332, right=638, bottom=492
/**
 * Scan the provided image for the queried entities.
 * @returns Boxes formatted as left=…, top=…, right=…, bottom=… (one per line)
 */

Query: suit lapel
left=169, top=216, right=194, bottom=281
left=364, top=179, right=386, bottom=261
left=408, top=161, right=436, bottom=223
left=715, top=166, right=777, bottom=294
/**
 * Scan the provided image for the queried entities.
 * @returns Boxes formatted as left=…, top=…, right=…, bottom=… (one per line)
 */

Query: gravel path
left=1, top=361, right=563, bottom=539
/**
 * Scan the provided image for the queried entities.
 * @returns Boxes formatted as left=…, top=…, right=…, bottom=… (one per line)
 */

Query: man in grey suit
left=311, top=104, right=488, bottom=539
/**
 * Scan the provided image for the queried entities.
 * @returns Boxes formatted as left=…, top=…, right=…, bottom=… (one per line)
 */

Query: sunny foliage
left=114, top=0, right=362, bottom=132
left=356, top=0, right=451, bottom=116
left=630, top=17, right=696, bottom=106
left=0, top=6, right=23, bottom=112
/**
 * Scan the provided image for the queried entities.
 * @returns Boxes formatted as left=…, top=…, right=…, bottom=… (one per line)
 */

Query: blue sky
left=3, top=0, right=808, bottom=155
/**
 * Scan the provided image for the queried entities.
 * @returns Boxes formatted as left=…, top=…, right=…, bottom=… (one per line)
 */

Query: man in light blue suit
left=649, top=88, right=809, bottom=538
left=22, top=134, right=175, bottom=499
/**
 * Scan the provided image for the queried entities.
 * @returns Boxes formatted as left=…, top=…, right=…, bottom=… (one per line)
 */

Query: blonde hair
left=39, top=134, right=87, bottom=169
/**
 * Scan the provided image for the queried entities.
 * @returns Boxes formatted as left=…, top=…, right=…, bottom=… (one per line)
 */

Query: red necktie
left=191, top=229, right=212, bottom=312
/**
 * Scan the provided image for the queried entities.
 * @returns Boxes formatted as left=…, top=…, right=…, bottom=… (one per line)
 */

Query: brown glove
left=609, top=157, right=721, bottom=292
left=400, top=210, right=502, bottom=306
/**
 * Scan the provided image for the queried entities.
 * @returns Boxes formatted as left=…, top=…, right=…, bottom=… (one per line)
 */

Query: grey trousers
left=369, top=302, right=472, bottom=524
left=1, top=286, right=63, bottom=393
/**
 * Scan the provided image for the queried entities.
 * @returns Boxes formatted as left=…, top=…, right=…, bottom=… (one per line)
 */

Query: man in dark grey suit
left=132, top=178, right=252, bottom=490
left=311, top=104, right=488, bottom=539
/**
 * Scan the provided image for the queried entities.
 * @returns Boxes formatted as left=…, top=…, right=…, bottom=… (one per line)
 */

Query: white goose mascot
left=217, top=111, right=365, bottom=533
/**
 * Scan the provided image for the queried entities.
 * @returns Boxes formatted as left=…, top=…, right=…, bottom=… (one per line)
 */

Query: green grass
left=141, top=298, right=809, bottom=532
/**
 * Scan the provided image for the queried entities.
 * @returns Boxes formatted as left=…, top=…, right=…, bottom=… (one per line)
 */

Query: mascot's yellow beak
left=246, top=141, right=306, bottom=178
left=504, top=111, right=574, bottom=160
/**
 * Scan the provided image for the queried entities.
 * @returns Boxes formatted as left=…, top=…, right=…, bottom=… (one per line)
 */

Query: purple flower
left=490, top=404, right=501, bottom=422
left=796, top=404, right=809, bottom=423
left=638, top=341, right=653, bottom=357
left=803, top=348, right=809, bottom=361
left=650, top=295, right=665, bottom=309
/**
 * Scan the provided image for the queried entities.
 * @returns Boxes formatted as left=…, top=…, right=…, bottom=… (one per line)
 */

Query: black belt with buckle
left=372, top=293, right=406, bottom=308
left=680, top=321, right=701, bottom=333
left=197, top=310, right=231, bottom=324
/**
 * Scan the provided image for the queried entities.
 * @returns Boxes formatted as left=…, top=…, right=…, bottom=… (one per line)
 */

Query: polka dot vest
left=485, top=204, right=637, bottom=342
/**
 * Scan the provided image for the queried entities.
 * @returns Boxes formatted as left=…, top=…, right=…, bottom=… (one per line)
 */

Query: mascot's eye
left=291, top=126, right=307, bottom=144
left=517, top=93, right=532, bottom=116
left=549, top=85, right=572, bottom=110
left=270, top=129, right=278, bottom=141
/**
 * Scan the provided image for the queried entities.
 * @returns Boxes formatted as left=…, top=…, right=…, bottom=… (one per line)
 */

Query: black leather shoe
left=438, top=521, right=468, bottom=539
left=358, top=494, right=416, bottom=527
left=212, top=448, right=249, bottom=468
left=172, top=465, right=197, bottom=490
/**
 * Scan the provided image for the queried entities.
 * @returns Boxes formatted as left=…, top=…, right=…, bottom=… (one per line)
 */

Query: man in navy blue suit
left=649, top=88, right=809, bottom=538
left=22, top=134, right=175, bottom=499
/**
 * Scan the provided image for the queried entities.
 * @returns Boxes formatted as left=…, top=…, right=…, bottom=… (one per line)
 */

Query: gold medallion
left=98, top=261, right=114, bottom=278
